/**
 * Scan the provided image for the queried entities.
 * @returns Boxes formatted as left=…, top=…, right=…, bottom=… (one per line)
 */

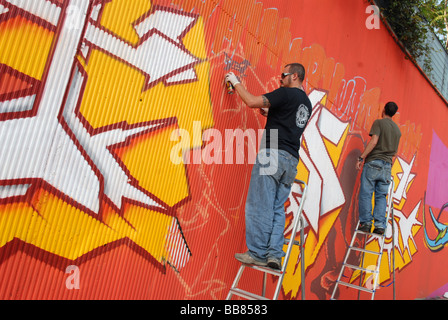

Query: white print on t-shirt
left=296, top=104, right=310, bottom=128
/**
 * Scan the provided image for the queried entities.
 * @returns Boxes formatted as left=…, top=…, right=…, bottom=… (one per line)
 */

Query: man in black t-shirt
left=225, top=63, right=312, bottom=269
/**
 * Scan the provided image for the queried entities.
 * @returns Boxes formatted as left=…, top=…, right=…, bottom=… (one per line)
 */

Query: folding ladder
left=226, top=180, right=308, bottom=300
left=331, top=179, right=396, bottom=300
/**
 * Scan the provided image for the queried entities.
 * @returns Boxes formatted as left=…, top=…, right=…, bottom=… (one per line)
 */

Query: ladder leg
left=332, top=178, right=395, bottom=301
left=371, top=239, right=384, bottom=300
left=226, top=180, right=308, bottom=301
left=391, top=208, right=396, bottom=300
left=300, top=216, right=305, bottom=300
left=273, top=273, right=285, bottom=300
left=273, top=216, right=305, bottom=300
left=357, top=234, right=367, bottom=300
left=226, top=265, right=246, bottom=300
left=262, top=273, right=267, bottom=298
left=331, top=220, right=361, bottom=300
left=371, top=181, right=395, bottom=300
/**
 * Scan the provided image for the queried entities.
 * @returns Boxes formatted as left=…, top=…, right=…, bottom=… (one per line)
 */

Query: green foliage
left=379, top=0, right=447, bottom=71
left=428, top=0, right=448, bottom=47
left=381, top=1, right=430, bottom=65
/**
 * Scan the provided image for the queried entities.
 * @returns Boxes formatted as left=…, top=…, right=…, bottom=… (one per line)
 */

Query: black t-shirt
left=263, top=87, right=312, bottom=160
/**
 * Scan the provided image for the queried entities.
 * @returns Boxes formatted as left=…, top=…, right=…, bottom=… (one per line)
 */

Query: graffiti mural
left=0, top=0, right=213, bottom=297
left=423, top=131, right=448, bottom=252
left=0, top=0, right=448, bottom=300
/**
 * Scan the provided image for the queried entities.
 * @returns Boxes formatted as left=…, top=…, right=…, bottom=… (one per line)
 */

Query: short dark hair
left=384, top=102, right=398, bottom=117
left=286, top=63, right=305, bottom=82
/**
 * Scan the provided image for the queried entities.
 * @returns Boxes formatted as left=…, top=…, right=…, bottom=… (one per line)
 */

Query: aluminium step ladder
left=226, top=180, right=307, bottom=300
left=331, top=179, right=396, bottom=300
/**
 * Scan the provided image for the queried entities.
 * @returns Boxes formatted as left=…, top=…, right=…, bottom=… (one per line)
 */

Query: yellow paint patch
left=0, top=17, right=53, bottom=80
left=116, top=125, right=190, bottom=207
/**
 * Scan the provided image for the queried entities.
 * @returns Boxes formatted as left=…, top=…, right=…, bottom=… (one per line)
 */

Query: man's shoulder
left=264, top=87, right=286, bottom=99
left=381, top=118, right=401, bottom=130
left=374, top=118, right=401, bottom=136
left=265, top=87, right=311, bottom=108
left=374, top=118, right=394, bottom=128
left=287, top=87, right=311, bottom=102
left=298, top=90, right=312, bottom=110
left=374, top=118, right=384, bottom=125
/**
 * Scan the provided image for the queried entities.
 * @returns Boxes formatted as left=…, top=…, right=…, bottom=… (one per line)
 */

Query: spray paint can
left=226, top=81, right=234, bottom=94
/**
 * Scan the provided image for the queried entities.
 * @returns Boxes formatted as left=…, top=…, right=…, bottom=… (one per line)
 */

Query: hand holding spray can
left=225, top=72, right=240, bottom=95
left=226, top=81, right=234, bottom=94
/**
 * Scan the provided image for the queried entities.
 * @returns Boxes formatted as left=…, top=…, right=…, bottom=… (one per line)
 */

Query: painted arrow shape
left=84, top=7, right=201, bottom=91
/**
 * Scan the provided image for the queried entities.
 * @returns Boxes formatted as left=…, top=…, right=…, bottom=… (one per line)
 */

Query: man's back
left=264, top=87, right=312, bottom=160
left=366, top=118, right=401, bottom=164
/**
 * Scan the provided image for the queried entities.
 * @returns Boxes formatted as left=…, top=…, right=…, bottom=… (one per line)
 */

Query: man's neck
left=287, top=83, right=302, bottom=89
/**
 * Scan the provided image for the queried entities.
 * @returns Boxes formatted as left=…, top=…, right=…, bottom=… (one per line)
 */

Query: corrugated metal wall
left=0, top=0, right=447, bottom=300
left=418, top=29, right=448, bottom=101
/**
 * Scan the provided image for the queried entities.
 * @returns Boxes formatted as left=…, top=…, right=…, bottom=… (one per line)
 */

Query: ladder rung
left=228, top=288, right=270, bottom=300
left=336, top=281, right=375, bottom=293
left=349, top=246, right=382, bottom=255
left=343, top=263, right=379, bottom=274
left=247, top=265, right=283, bottom=276
left=284, top=238, right=301, bottom=246
left=354, top=230, right=384, bottom=238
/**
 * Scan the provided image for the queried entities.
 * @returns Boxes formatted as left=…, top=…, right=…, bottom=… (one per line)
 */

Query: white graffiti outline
left=0, top=0, right=199, bottom=270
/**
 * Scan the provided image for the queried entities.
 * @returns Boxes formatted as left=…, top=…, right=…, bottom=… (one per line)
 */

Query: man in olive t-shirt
left=356, top=102, right=402, bottom=235
left=365, top=117, right=401, bottom=164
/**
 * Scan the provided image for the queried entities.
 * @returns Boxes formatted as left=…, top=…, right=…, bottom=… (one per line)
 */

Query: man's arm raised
left=225, top=72, right=271, bottom=109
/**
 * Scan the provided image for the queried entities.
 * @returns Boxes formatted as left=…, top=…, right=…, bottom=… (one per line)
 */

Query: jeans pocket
left=366, top=162, right=381, bottom=180
left=284, top=166, right=297, bottom=186
left=367, top=162, right=383, bottom=170
left=281, top=158, right=298, bottom=186
left=384, top=166, right=392, bottom=184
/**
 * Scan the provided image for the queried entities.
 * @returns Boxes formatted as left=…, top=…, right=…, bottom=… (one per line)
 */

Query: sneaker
left=267, top=257, right=282, bottom=270
left=372, top=228, right=385, bottom=235
left=357, top=223, right=371, bottom=233
left=234, top=252, right=267, bottom=267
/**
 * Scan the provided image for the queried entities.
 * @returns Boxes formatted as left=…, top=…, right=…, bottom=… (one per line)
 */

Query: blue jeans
left=245, top=149, right=298, bottom=262
left=358, top=159, right=392, bottom=229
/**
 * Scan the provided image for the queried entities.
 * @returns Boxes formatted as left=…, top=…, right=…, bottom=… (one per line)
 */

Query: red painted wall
left=0, top=0, right=447, bottom=300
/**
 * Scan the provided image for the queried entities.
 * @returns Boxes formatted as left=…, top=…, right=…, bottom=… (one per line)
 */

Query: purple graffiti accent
left=427, top=282, right=448, bottom=299
left=426, top=131, right=448, bottom=211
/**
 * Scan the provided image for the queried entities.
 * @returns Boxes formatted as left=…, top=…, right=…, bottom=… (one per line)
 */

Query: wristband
left=358, top=157, right=364, bottom=162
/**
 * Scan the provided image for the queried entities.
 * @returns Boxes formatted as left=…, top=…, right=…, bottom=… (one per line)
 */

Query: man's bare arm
left=356, top=134, right=379, bottom=170
left=233, top=83, right=271, bottom=108
left=225, top=72, right=270, bottom=108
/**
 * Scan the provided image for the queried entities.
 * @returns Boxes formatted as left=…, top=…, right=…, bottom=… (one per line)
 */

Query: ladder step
left=336, top=281, right=375, bottom=293
left=227, top=180, right=308, bottom=301
left=343, top=263, right=379, bottom=274
left=354, top=230, right=384, bottom=238
left=331, top=178, right=395, bottom=301
left=228, top=288, right=270, bottom=300
left=247, top=265, right=283, bottom=276
left=284, top=238, right=301, bottom=246
left=349, top=246, right=382, bottom=255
